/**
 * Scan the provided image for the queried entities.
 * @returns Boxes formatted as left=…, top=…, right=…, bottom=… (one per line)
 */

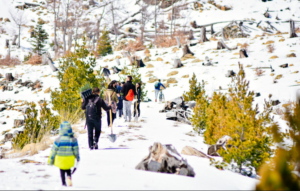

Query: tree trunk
left=18, top=25, right=21, bottom=48
left=54, top=0, right=57, bottom=56
left=116, top=58, right=121, bottom=66
left=12, top=35, right=18, bottom=46
left=216, top=39, right=237, bottom=50
left=5, top=73, right=14, bottom=81
left=188, top=29, right=194, bottom=40
left=211, top=24, right=215, bottom=35
left=173, top=58, right=182, bottom=68
left=154, top=0, right=157, bottom=41
left=199, top=27, right=209, bottom=43
left=182, top=44, right=194, bottom=57
left=68, top=32, right=72, bottom=51
left=111, top=2, right=117, bottom=43
left=170, top=0, right=174, bottom=37
left=239, top=49, right=248, bottom=58
left=176, top=36, right=181, bottom=48
left=5, top=39, right=9, bottom=48
left=290, top=19, right=298, bottom=38
left=222, top=28, right=228, bottom=41
left=63, top=0, right=69, bottom=55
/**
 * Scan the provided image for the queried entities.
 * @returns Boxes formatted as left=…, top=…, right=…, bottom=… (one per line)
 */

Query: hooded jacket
left=81, top=94, right=111, bottom=120
left=49, top=121, right=80, bottom=170
left=121, top=81, right=137, bottom=101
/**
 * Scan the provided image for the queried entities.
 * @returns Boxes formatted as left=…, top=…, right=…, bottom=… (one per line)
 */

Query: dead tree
left=199, top=27, right=209, bottom=42
left=9, top=9, right=27, bottom=48
left=5, top=73, right=14, bottom=81
left=188, top=29, right=194, bottom=40
left=239, top=49, right=248, bottom=58
left=216, top=40, right=237, bottom=50
left=290, top=20, right=298, bottom=38
left=176, top=36, right=181, bottom=48
left=68, top=32, right=72, bottom=51
left=211, top=24, right=215, bottom=35
left=222, top=28, right=228, bottom=41
left=63, top=0, right=70, bottom=54
left=182, top=44, right=194, bottom=57
left=12, top=35, right=18, bottom=46
left=5, top=39, right=9, bottom=48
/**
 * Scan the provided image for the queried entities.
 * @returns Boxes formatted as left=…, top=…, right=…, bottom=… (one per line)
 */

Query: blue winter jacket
left=117, top=95, right=123, bottom=109
left=155, top=82, right=166, bottom=90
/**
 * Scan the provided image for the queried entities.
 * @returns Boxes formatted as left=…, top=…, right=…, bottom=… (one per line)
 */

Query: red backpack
left=125, top=89, right=134, bottom=101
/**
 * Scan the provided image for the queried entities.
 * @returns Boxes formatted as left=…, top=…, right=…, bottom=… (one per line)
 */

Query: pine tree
left=51, top=36, right=99, bottom=113
left=183, top=73, right=203, bottom=101
left=256, top=97, right=300, bottom=190
left=203, top=64, right=274, bottom=172
left=97, top=28, right=112, bottom=57
left=31, top=19, right=49, bottom=55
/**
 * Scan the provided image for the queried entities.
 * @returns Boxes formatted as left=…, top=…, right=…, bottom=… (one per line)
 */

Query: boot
left=155, top=99, right=157, bottom=102
left=67, top=176, right=72, bottom=186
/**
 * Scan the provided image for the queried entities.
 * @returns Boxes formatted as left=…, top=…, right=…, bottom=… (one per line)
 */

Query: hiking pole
left=108, top=93, right=116, bottom=143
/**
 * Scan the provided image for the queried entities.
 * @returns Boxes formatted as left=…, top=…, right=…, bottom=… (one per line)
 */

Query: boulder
left=225, top=70, right=235, bottom=77
left=135, top=142, right=195, bottom=177
left=207, top=135, right=232, bottom=156
left=287, top=53, right=296, bottom=58
left=14, top=119, right=24, bottom=127
left=181, top=146, right=211, bottom=159
left=4, top=133, right=13, bottom=142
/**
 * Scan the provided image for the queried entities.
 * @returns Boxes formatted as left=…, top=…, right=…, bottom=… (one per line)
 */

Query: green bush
left=12, top=102, right=59, bottom=150
left=51, top=36, right=100, bottom=113
left=97, top=28, right=112, bottom=57
left=31, top=19, right=49, bottom=55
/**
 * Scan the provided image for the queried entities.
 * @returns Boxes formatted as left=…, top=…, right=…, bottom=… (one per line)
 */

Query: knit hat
left=59, top=121, right=74, bottom=137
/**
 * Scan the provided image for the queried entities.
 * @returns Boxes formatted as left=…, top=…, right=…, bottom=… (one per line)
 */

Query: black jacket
left=81, top=94, right=111, bottom=120
left=136, top=87, right=141, bottom=102
left=121, top=81, right=137, bottom=101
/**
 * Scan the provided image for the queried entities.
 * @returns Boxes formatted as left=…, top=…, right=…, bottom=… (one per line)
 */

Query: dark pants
left=60, top=169, right=71, bottom=186
left=87, top=119, right=101, bottom=149
left=133, top=101, right=140, bottom=117
left=117, top=109, right=123, bottom=118
left=106, top=111, right=116, bottom=126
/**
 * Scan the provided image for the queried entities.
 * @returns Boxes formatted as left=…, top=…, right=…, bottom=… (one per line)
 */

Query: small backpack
left=154, top=82, right=159, bottom=89
left=105, top=92, right=117, bottom=113
left=86, top=97, right=100, bottom=120
left=125, top=89, right=134, bottom=101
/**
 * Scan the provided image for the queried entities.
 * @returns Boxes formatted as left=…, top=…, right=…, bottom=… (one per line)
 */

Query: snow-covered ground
left=0, top=103, right=258, bottom=190
left=0, top=0, right=300, bottom=189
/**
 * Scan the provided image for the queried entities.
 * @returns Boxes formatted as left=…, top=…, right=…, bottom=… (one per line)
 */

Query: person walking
left=154, top=79, right=166, bottom=102
left=117, top=93, right=123, bottom=119
left=81, top=87, right=111, bottom=150
left=133, top=82, right=141, bottom=118
left=116, top=82, right=122, bottom=93
left=104, top=81, right=119, bottom=127
left=48, top=121, right=80, bottom=187
left=121, top=76, right=136, bottom=122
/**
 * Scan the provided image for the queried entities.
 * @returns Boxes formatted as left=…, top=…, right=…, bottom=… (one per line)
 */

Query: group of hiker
left=48, top=75, right=142, bottom=187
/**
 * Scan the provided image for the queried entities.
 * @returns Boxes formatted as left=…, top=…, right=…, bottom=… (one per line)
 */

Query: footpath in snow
left=0, top=102, right=257, bottom=190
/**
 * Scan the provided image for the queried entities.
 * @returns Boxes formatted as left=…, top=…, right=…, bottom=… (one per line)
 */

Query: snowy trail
left=0, top=102, right=257, bottom=190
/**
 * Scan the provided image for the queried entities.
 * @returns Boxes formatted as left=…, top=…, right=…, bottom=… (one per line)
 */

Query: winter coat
left=155, top=82, right=166, bottom=90
left=81, top=94, right=111, bottom=120
left=49, top=121, right=80, bottom=170
left=104, top=89, right=119, bottom=104
left=117, top=85, right=122, bottom=93
left=136, top=87, right=141, bottom=102
left=117, top=95, right=123, bottom=109
left=121, top=81, right=137, bottom=101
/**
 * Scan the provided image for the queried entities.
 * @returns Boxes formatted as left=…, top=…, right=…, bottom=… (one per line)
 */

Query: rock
left=0, top=121, right=6, bottom=125
left=279, top=64, right=288, bottom=68
left=225, top=70, right=235, bottom=77
left=146, top=64, right=154, bottom=68
left=167, top=71, right=178, bottom=77
left=143, top=56, right=151, bottom=63
left=207, top=144, right=223, bottom=156
left=255, top=92, right=261, bottom=97
left=14, top=91, right=19, bottom=94
left=82, top=5, right=89, bottom=10
left=14, top=119, right=24, bottom=127
left=135, top=142, right=195, bottom=177
left=181, top=146, right=211, bottom=159
left=287, top=53, right=296, bottom=58
left=167, top=78, right=177, bottom=83
left=44, top=87, right=51, bottom=93
left=4, top=133, right=13, bottom=142
left=272, top=100, right=281, bottom=106
left=156, top=57, right=163, bottom=61
left=4, top=18, right=10, bottom=22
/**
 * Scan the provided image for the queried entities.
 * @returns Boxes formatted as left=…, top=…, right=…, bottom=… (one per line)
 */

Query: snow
left=0, top=0, right=300, bottom=189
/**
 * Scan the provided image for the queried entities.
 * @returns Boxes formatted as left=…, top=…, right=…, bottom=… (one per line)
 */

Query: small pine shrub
left=31, top=19, right=49, bottom=55
left=118, top=65, right=148, bottom=101
left=183, top=73, right=204, bottom=101
left=51, top=36, right=100, bottom=114
left=12, top=102, right=59, bottom=150
left=97, top=28, right=112, bottom=57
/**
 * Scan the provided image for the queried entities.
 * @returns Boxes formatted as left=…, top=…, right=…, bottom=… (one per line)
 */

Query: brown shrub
left=255, top=68, right=265, bottom=77
left=296, top=27, right=300, bottom=33
left=124, top=37, right=146, bottom=53
left=0, top=55, right=21, bottom=66
left=27, top=54, right=42, bottom=65
left=155, top=31, right=187, bottom=48
left=267, top=44, right=275, bottom=53
left=240, top=43, right=249, bottom=51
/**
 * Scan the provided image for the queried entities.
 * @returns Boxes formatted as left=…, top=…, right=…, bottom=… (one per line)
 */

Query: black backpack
left=86, top=97, right=100, bottom=120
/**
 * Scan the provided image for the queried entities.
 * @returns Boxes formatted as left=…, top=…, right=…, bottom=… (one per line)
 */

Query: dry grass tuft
left=287, top=53, right=296, bottom=58
left=124, top=37, right=146, bottom=53
left=167, top=71, right=179, bottom=77
left=267, top=44, right=275, bottom=53
left=275, top=74, right=283, bottom=80
left=0, top=55, right=21, bottom=66
left=255, top=68, right=265, bottom=77
left=26, top=54, right=42, bottom=65
left=155, top=32, right=187, bottom=48
left=58, top=107, right=85, bottom=125
left=270, top=55, right=278, bottom=59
